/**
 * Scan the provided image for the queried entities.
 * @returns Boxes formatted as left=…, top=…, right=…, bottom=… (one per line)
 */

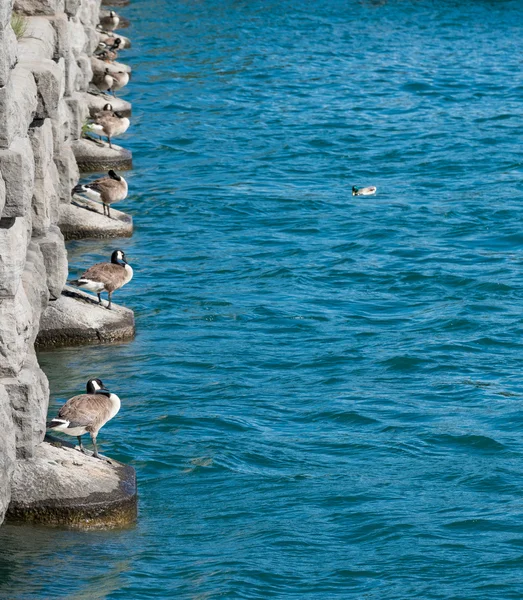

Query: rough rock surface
left=6, top=440, right=137, bottom=529
left=36, top=285, right=135, bottom=348
left=72, top=137, right=132, bottom=172
left=59, top=196, right=133, bottom=240
left=0, top=0, right=136, bottom=526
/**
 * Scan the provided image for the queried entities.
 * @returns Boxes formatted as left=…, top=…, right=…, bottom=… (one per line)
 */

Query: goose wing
left=84, top=175, right=111, bottom=193
left=93, top=113, right=117, bottom=127
left=80, top=262, right=125, bottom=285
left=57, top=394, right=112, bottom=429
left=84, top=175, right=123, bottom=196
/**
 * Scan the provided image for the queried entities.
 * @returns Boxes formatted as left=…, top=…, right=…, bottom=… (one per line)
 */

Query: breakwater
left=2, top=0, right=523, bottom=596
left=0, top=0, right=135, bottom=526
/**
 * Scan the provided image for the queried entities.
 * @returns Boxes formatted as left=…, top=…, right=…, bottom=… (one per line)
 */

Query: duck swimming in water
left=352, top=185, right=377, bottom=196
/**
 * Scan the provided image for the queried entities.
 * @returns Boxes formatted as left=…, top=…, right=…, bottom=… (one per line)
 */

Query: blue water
left=2, top=0, right=523, bottom=597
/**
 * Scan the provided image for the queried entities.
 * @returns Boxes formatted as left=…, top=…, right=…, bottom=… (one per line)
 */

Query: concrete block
left=3, top=351, right=49, bottom=459
left=13, top=0, right=65, bottom=16
left=29, top=119, right=62, bottom=235
left=32, top=174, right=57, bottom=236
left=66, top=92, right=88, bottom=140
left=51, top=97, right=69, bottom=150
left=0, top=137, right=35, bottom=218
left=0, top=1, right=15, bottom=29
left=21, top=59, right=64, bottom=119
left=37, top=285, right=135, bottom=347
left=0, top=216, right=29, bottom=298
left=6, top=441, right=137, bottom=529
left=63, top=52, right=79, bottom=97
left=75, top=54, right=92, bottom=92
left=59, top=196, right=132, bottom=239
left=22, top=241, right=49, bottom=330
left=48, top=13, right=69, bottom=60
left=37, top=225, right=68, bottom=299
left=54, top=142, right=79, bottom=204
left=78, top=0, right=99, bottom=30
left=0, top=65, right=37, bottom=149
left=17, top=16, right=55, bottom=60
left=0, top=383, right=16, bottom=524
left=0, top=172, right=5, bottom=216
left=83, top=22, right=99, bottom=55
left=0, top=25, right=17, bottom=87
left=29, top=118, right=53, bottom=179
left=64, top=0, right=81, bottom=18
left=67, top=16, right=86, bottom=57
left=72, top=138, right=132, bottom=173
left=0, top=285, right=32, bottom=378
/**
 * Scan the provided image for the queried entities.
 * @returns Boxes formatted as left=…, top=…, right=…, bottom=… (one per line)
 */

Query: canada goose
left=87, top=110, right=130, bottom=148
left=72, top=170, right=128, bottom=218
left=69, top=249, right=133, bottom=309
left=96, top=48, right=119, bottom=62
left=101, top=35, right=127, bottom=49
left=92, top=68, right=114, bottom=93
left=99, top=10, right=119, bottom=32
left=93, top=103, right=114, bottom=120
left=352, top=185, right=377, bottom=196
left=95, top=37, right=122, bottom=55
left=47, top=378, right=121, bottom=459
left=110, top=70, right=130, bottom=96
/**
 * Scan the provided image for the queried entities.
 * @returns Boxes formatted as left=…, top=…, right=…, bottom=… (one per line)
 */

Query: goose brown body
left=99, top=11, right=119, bottom=31
left=47, top=378, right=121, bottom=459
left=93, top=103, right=115, bottom=120
left=110, top=70, right=129, bottom=95
left=92, top=68, right=114, bottom=92
left=89, top=111, right=130, bottom=148
left=72, top=170, right=128, bottom=217
left=57, top=394, right=116, bottom=434
left=80, top=261, right=131, bottom=293
left=97, top=49, right=119, bottom=62
left=69, top=249, right=133, bottom=309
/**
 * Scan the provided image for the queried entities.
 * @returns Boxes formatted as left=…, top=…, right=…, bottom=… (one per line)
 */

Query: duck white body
left=352, top=185, right=377, bottom=196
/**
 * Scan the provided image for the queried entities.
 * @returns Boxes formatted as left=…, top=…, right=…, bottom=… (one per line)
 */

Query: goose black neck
left=110, top=250, right=126, bottom=266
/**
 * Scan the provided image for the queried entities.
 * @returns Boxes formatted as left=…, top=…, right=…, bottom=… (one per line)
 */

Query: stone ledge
left=72, top=138, right=132, bottom=172
left=59, top=196, right=133, bottom=240
left=85, top=91, right=131, bottom=118
left=101, top=0, right=130, bottom=6
left=5, top=440, right=137, bottom=529
left=36, top=285, right=135, bottom=348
